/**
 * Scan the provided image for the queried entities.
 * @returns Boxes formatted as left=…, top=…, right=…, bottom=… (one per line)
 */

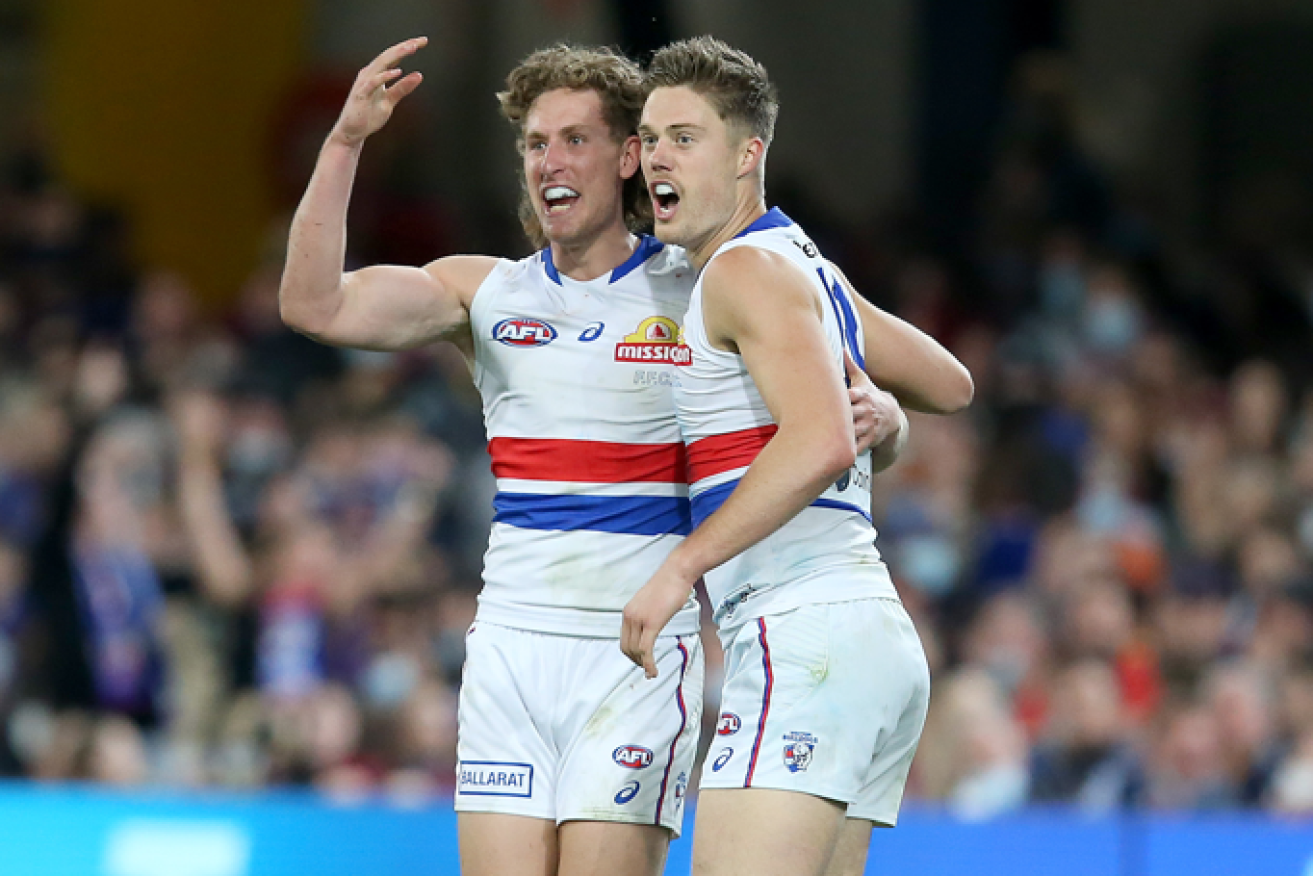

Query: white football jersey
left=676, top=209, right=897, bottom=630
left=468, top=236, right=700, bottom=637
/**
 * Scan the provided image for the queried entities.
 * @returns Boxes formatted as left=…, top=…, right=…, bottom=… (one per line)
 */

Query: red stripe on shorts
left=745, top=618, right=774, bottom=787
left=654, top=638, right=691, bottom=826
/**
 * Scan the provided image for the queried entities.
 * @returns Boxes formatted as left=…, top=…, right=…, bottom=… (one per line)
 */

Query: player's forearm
left=668, top=424, right=854, bottom=582
left=279, top=135, right=362, bottom=338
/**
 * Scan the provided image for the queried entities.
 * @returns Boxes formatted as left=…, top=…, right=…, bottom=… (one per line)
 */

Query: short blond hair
left=498, top=45, right=651, bottom=248
left=645, top=36, right=778, bottom=147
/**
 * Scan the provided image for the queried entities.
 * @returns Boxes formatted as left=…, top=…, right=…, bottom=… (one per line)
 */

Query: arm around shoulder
left=828, top=262, right=974, bottom=414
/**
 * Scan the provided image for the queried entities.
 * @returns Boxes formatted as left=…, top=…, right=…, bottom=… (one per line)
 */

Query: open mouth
left=651, top=182, right=680, bottom=221
left=542, top=185, right=580, bottom=215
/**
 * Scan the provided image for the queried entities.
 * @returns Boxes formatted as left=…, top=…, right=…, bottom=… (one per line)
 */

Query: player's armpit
left=826, top=261, right=973, bottom=415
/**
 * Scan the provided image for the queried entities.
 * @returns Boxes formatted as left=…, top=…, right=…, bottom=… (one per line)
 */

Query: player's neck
left=689, top=196, right=767, bottom=271
left=548, top=218, right=637, bottom=282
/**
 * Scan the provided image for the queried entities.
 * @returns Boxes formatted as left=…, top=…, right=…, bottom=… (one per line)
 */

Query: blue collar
left=733, top=207, right=794, bottom=239
left=541, top=235, right=666, bottom=286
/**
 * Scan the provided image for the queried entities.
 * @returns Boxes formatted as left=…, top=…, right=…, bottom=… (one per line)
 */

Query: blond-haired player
left=622, top=37, right=968, bottom=876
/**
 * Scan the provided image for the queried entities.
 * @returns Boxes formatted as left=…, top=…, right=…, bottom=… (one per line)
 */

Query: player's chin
left=540, top=208, right=578, bottom=238
left=652, top=216, right=685, bottom=245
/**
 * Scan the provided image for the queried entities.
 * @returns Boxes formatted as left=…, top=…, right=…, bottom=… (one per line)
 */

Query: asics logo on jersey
left=615, top=316, right=691, bottom=366
left=612, top=745, right=655, bottom=769
left=493, top=317, right=558, bottom=347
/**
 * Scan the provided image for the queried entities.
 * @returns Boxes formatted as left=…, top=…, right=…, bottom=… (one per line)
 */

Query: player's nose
left=646, top=137, right=674, bottom=172
left=540, top=140, right=565, bottom=175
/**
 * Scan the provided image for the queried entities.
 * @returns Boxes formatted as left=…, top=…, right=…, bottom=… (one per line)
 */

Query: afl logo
left=493, top=317, right=558, bottom=347
left=716, top=713, right=742, bottom=736
left=612, top=745, right=655, bottom=769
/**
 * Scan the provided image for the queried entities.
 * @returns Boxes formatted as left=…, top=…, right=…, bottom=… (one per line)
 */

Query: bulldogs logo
left=783, top=732, right=818, bottom=773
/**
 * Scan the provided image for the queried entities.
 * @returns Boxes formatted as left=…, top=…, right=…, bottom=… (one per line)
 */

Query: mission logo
left=615, top=316, right=691, bottom=366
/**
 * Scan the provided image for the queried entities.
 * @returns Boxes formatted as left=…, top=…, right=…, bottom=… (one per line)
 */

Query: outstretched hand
left=845, top=350, right=901, bottom=455
left=332, top=37, right=428, bottom=147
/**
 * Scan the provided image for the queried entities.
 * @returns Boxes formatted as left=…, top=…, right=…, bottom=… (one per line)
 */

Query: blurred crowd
left=0, top=51, right=1311, bottom=817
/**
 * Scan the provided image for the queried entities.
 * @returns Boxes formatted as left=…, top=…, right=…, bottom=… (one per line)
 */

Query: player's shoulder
left=643, top=239, right=693, bottom=277
left=703, top=242, right=818, bottom=316
left=612, top=237, right=693, bottom=304
left=705, top=242, right=796, bottom=286
left=471, top=251, right=542, bottom=293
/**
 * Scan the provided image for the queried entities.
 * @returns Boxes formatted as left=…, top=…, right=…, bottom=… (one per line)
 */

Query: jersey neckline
left=541, top=235, right=666, bottom=286
left=733, top=207, right=794, bottom=239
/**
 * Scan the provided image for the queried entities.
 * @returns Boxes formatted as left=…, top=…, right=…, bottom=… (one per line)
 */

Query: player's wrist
left=325, top=127, right=367, bottom=153
left=664, top=544, right=707, bottom=590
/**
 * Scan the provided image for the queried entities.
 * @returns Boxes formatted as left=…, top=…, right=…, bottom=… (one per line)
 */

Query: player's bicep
left=330, top=255, right=489, bottom=351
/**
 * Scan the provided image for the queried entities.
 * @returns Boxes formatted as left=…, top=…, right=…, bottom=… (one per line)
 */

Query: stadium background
left=0, top=0, right=1311, bottom=872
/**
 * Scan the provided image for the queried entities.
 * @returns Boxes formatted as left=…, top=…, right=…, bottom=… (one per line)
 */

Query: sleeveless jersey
left=676, top=209, right=897, bottom=630
left=469, top=236, right=700, bottom=637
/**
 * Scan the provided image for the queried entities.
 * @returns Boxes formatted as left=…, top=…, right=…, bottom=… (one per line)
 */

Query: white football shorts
left=699, top=597, right=929, bottom=826
left=455, top=622, right=704, bottom=835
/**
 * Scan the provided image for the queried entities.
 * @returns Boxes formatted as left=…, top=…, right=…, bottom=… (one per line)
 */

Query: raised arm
left=622, top=247, right=855, bottom=674
left=828, top=262, right=974, bottom=415
left=279, top=37, right=494, bottom=351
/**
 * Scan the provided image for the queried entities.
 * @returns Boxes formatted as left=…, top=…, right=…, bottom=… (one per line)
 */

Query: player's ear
left=737, top=136, right=765, bottom=180
left=620, top=134, right=641, bottom=180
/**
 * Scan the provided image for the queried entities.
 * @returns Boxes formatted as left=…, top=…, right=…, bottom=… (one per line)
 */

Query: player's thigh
left=844, top=600, right=931, bottom=829
left=557, top=820, right=670, bottom=876
left=459, top=812, right=559, bottom=876
left=691, top=788, right=846, bottom=876
left=456, top=624, right=556, bottom=819
left=556, top=634, right=703, bottom=837
left=823, top=818, right=876, bottom=876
